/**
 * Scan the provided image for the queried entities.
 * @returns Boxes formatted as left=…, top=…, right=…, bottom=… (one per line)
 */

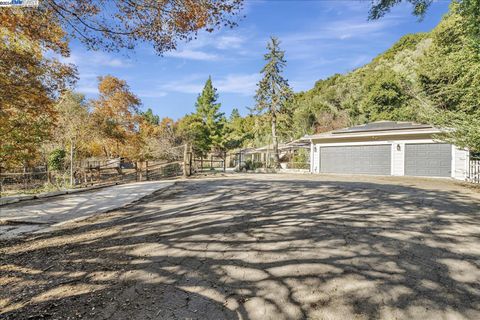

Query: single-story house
left=238, top=140, right=310, bottom=169
left=305, top=121, right=469, bottom=180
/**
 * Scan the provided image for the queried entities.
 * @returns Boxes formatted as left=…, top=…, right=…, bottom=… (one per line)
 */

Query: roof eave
left=306, top=128, right=443, bottom=141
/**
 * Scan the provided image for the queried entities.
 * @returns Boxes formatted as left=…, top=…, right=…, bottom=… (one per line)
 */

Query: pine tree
left=193, top=77, right=225, bottom=155
left=254, top=37, right=293, bottom=168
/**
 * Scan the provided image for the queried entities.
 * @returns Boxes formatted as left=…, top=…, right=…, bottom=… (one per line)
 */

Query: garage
left=320, top=145, right=391, bottom=175
left=405, top=143, right=452, bottom=177
left=307, top=121, right=469, bottom=180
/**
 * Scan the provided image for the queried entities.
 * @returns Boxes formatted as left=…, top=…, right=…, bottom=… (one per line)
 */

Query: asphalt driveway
left=1, top=174, right=479, bottom=319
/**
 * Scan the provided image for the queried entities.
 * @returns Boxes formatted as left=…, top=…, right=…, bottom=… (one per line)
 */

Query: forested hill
left=290, top=5, right=480, bottom=144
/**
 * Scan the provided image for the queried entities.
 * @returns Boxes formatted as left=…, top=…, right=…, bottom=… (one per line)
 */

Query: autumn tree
left=92, top=76, right=142, bottom=159
left=0, top=9, right=76, bottom=170
left=254, top=37, right=293, bottom=168
left=53, top=91, right=91, bottom=184
left=19, top=0, right=243, bottom=54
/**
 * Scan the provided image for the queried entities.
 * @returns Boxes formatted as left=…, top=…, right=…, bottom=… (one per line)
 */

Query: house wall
left=391, top=142, right=405, bottom=176
left=453, top=147, right=469, bottom=180
left=309, top=134, right=469, bottom=180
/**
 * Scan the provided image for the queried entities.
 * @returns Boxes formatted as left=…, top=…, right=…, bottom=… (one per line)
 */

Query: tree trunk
left=271, top=114, right=281, bottom=169
left=70, top=139, right=74, bottom=187
left=0, top=164, right=2, bottom=198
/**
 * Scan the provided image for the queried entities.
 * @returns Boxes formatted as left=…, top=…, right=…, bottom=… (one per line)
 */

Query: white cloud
left=165, top=49, right=219, bottom=61
left=214, top=35, right=246, bottom=50
left=216, top=73, right=259, bottom=95
left=76, top=85, right=98, bottom=95
left=136, top=90, right=168, bottom=98
left=66, top=51, right=131, bottom=68
left=160, top=73, right=259, bottom=96
left=160, top=75, right=205, bottom=94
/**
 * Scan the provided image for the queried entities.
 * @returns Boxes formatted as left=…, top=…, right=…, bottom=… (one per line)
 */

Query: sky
left=67, top=0, right=451, bottom=120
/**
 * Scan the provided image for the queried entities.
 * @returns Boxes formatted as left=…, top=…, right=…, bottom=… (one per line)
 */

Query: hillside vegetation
left=289, top=6, right=479, bottom=150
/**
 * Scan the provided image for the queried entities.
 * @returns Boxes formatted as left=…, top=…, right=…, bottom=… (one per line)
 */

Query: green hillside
left=290, top=6, right=480, bottom=149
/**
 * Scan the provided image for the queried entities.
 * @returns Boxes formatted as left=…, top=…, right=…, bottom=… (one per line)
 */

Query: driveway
left=0, top=181, right=174, bottom=239
left=0, top=174, right=479, bottom=319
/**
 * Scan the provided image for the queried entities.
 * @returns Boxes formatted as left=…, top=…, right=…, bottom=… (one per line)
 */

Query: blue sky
left=67, top=0, right=450, bottom=120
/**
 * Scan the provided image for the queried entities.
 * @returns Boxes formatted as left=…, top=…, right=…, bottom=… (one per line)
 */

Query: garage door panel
left=320, top=145, right=391, bottom=175
left=405, top=143, right=451, bottom=177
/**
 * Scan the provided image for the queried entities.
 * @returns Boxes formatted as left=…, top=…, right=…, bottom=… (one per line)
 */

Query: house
left=306, top=121, right=469, bottom=180
left=237, top=140, right=310, bottom=169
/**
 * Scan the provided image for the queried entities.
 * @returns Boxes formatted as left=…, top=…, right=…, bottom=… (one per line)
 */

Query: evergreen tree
left=142, top=108, right=160, bottom=125
left=192, top=77, right=225, bottom=155
left=254, top=37, right=293, bottom=168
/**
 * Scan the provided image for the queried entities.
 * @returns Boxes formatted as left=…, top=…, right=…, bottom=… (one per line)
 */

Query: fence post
left=183, top=143, right=189, bottom=177
left=189, top=151, right=193, bottom=176
left=224, top=151, right=227, bottom=172
left=145, top=161, right=149, bottom=181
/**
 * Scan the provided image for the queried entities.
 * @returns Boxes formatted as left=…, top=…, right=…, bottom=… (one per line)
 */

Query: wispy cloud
left=160, top=73, right=259, bottom=96
left=164, top=49, right=219, bottom=61
left=135, top=90, right=168, bottom=98
left=64, top=51, right=131, bottom=68
left=214, top=35, right=246, bottom=50
left=216, top=73, right=259, bottom=95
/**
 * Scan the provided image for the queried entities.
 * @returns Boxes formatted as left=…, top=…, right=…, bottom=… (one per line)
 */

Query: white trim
left=308, top=129, right=442, bottom=140
left=451, top=145, right=455, bottom=178
left=390, top=145, right=395, bottom=176
left=316, top=141, right=393, bottom=147
left=315, top=139, right=437, bottom=148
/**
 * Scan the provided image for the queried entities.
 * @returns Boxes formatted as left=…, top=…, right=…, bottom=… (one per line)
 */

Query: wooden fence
left=468, top=158, right=480, bottom=184
left=0, top=160, right=183, bottom=196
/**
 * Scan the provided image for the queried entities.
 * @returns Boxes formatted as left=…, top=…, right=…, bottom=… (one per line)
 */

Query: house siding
left=309, top=133, right=469, bottom=180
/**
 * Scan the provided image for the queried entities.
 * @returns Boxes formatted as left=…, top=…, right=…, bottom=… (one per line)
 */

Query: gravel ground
left=0, top=174, right=479, bottom=320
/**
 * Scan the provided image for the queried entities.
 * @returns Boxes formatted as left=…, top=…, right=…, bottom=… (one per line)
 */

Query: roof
left=332, top=121, right=433, bottom=134
left=240, top=140, right=309, bottom=154
left=305, top=121, right=442, bottom=141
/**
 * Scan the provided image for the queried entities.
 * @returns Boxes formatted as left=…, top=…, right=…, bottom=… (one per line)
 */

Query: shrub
left=48, top=149, right=66, bottom=171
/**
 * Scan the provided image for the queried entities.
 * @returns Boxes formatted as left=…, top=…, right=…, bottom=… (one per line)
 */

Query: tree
left=368, top=0, right=480, bottom=50
left=9, top=0, right=243, bottom=54
left=0, top=9, right=76, bottom=170
left=92, top=76, right=142, bottom=158
left=54, top=91, right=90, bottom=185
left=142, top=108, right=160, bottom=125
left=254, top=37, right=293, bottom=168
left=189, top=77, right=226, bottom=155
left=222, top=108, right=254, bottom=150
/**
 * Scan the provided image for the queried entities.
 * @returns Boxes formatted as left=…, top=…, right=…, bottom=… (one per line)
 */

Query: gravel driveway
left=1, top=174, right=479, bottom=319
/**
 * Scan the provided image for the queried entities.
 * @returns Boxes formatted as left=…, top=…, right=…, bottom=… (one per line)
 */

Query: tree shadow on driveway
left=1, top=177, right=479, bottom=319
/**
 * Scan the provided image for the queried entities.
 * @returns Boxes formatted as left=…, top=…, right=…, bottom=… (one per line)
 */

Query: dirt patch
left=1, top=175, right=479, bottom=319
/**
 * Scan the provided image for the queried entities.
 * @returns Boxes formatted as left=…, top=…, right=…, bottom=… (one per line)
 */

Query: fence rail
left=0, top=160, right=184, bottom=196
left=468, top=158, right=480, bottom=184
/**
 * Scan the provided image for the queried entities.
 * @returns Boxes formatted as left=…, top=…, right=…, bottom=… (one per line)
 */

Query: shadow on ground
left=1, top=177, right=479, bottom=319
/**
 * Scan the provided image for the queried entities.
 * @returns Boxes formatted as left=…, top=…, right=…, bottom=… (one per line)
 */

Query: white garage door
left=405, top=143, right=452, bottom=177
left=320, top=145, right=391, bottom=175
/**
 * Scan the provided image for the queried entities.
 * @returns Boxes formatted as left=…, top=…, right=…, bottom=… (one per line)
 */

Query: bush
left=48, top=149, right=66, bottom=171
